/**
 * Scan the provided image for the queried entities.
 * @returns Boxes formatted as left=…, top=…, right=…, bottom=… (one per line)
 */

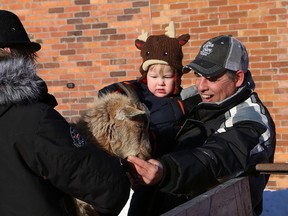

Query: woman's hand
left=127, top=156, right=163, bottom=186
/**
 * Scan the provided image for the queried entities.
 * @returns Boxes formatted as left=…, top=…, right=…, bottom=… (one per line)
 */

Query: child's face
left=146, top=64, right=175, bottom=97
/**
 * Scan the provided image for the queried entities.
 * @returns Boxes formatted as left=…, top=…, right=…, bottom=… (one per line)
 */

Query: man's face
left=194, top=70, right=244, bottom=103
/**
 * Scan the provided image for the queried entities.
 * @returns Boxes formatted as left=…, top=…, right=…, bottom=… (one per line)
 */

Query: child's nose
left=158, top=79, right=165, bottom=85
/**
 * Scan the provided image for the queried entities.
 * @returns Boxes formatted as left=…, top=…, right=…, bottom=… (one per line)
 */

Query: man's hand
left=127, top=156, right=163, bottom=185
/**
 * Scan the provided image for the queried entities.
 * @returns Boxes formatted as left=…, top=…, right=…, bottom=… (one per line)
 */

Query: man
left=128, top=35, right=276, bottom=216
left=0, top=10, right=130, bottom=216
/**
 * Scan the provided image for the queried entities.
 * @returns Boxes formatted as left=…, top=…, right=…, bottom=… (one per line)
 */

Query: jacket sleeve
left=15, top=104, right=130, bottom=215
left=158, top=120, right=275, bottom=195
left=98, top=80, right=139, bottom=97
left=98, top=83, right=120, bottom=97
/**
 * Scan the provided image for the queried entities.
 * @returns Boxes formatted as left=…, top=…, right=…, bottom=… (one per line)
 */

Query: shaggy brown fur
left=73, top=83, right=151, bottom=216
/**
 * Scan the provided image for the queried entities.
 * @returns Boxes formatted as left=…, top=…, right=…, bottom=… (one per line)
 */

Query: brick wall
left=2, top=0, right=288, bottom=190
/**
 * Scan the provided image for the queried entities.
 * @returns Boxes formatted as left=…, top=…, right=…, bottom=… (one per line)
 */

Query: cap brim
left=183, top=58, right=226, bottom=77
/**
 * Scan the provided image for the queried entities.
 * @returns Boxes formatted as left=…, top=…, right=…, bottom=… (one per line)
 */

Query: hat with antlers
left=135, top=21, right=190, bottom=95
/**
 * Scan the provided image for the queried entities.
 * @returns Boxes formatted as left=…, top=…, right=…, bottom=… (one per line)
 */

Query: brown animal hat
left=135, top=21, right=190, bottom=95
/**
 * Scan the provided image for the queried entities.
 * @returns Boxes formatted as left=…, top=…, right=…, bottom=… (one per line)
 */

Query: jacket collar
left=0, top=105, right=12, bottom=118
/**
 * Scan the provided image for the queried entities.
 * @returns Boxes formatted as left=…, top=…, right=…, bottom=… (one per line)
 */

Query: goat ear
left=115, top=105, right=146, bottom=121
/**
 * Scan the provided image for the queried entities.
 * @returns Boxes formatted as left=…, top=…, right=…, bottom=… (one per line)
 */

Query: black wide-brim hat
left=0, top=10, right=41, bottom=52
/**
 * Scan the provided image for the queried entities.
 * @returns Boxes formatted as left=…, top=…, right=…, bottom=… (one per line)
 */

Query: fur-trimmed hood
left=0, top=57, right=53, bottom=105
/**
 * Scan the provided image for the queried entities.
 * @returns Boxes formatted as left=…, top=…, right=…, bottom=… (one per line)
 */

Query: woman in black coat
left=0, top=10, right=130, bottom=216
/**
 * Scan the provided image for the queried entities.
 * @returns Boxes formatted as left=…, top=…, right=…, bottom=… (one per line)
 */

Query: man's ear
left=235, top=70, right=245, bottom=87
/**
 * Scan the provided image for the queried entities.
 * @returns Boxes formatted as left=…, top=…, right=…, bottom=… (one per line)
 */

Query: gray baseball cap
left=183, top=35, right=248, bottom=77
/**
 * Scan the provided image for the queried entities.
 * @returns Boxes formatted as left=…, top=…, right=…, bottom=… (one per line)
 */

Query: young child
left=98, top=21, right=190, bottom=215
left=99, top=66, right=184, bottom=157
left=99, top=21, right=190, bottom=157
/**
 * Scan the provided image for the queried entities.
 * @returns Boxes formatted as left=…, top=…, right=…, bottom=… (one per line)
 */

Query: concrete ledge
left=161, top=177, right=253, bottom=216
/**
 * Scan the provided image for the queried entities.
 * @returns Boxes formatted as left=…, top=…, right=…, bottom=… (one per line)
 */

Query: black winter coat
left=0, top=57, right=130, bottom=216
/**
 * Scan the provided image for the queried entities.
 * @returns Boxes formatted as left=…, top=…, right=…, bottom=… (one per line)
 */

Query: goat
left=73, top=82, right=151, bottom=216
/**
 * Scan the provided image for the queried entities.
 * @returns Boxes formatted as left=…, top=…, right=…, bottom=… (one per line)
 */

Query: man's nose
left=197, top=77, right=209, bottom=91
